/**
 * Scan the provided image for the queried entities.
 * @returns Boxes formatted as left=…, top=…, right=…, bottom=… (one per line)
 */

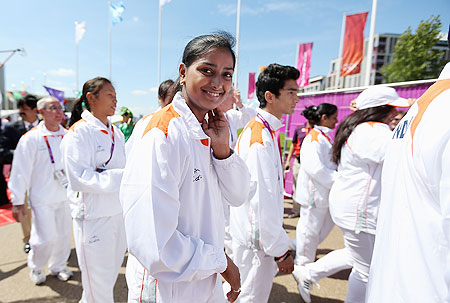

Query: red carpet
left=0, top=204, right=15, bottom=226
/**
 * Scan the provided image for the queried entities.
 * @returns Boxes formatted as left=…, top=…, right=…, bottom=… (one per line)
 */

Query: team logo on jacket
left=193, top=168, right=202, bottom=182
left=392, top=116, right=413, bottom=140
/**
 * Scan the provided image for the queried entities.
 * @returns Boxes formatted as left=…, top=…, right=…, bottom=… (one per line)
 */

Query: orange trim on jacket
left=142, top=105, right=180, bottom=138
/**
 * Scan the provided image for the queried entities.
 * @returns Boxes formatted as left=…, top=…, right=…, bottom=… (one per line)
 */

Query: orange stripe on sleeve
left=69, top=118, right=86, bottom=131
left=410, top=79, right=450, bottom=141
left=309, top=129, right=320, bottom=143
left=142, top=105, right=180, bottom=138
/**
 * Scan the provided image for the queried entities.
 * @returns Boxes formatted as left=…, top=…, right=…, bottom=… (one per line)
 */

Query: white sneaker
left=51, top=268, right=73, bottom=281
left=292, top=265, right=311, bottom=303
left=30, top=269, right=46, bottom=285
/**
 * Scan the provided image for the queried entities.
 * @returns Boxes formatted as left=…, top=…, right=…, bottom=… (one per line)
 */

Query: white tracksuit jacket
left=9, top=122, right=72, bottom=273
left=61, top=110, right=126, bottom=220
left=120, top=92, right=251, bottom=303
left=225, top=105, right=257, bottom=149
left=295, top=125, right=336, bottom=208
left=232, top=108, right=290, bottom=258
left=10, top=122, right=68, bottom=207
left=367, top=63, right=450, bottom=302
left=329, top=121, right=392, bottom=235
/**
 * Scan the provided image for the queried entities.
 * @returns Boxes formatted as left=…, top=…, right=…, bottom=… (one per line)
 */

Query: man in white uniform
left=230, top=63, right=298, bottom=302
left=367, top=62, right=450, bottom=302
left=10, top=96, right=72, bottom=284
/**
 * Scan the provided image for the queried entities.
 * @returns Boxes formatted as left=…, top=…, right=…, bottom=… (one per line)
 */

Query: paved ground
left=0, top=199, right=349, bottom=303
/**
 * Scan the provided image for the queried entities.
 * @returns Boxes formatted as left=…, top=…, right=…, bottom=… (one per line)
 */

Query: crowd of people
left=2, top=31, right=450, bottom=303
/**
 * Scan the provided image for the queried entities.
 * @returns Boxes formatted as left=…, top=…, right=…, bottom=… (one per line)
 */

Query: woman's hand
left=202, top=108, right=231, bottom=159
left=221, top=254, right=241, bottom=302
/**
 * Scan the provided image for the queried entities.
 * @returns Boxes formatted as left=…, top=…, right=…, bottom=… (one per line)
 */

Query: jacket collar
left=172, top=92, right=209, bottom=140
left=256, top=108, right=283, bottom=131
left=81, top=110, right=111, bottom=131
left=314, top=125, right=333, bottom=134
left=37, top=121, right=66, bottom=136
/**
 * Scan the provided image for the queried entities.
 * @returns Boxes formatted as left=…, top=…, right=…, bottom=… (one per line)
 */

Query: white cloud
left=131, top=87, right=158, bottom=96
left=219, top=1, right=304, bottom=16
left=132, top=16, right=139, bottom=22
left=218, top=4, right=236, bottom=16
left=48, top=68, right=75, bottom=77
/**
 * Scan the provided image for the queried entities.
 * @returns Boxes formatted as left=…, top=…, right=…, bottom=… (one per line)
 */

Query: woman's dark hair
left=182, top=32, right=236, bottom=69
left=158, top=79, right=175, bottom=101
left=331, top=105, right=394, bottom=164
left=173, top=32, right=236, bottom=96
left=256, top=64, right=300, bottom=108
left=69, top=77, right=111, bottom=127
left=302, top=103, right=337, bottom=126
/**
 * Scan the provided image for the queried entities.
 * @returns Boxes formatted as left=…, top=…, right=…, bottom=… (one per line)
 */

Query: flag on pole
left=296, top=42, right=313, bottom=88
left=160, top=0, right=172, bottom=6
left=110, top=1, right=126, bottom=25
left=43, top=86, right=65, bottom=104
left=75, top=21, right=86, bottom=45
left=248, top=72, right=256, bottom=99
left=340, top=12, right=368, bottom=77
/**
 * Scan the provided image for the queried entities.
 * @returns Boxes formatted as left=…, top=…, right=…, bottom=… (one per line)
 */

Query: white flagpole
left=234, top=0, right=241, bottom=87
left=364, top=0, right=378, bottom=86
left=76, top=41, right=79, bottom=93
left=336, top=13, right=346, bottom=89
left=108, top=1, right=112, bottom=80
left=158, top=2, right=162, bottom=85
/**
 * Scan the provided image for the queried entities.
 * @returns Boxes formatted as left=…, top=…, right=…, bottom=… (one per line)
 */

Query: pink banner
left=296, top=42, right=313, bottom=88
left=248, top=72, right=256, bottom=99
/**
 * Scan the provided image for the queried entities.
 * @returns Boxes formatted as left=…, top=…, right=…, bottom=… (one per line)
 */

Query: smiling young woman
left=121, top=33, right=251, bottom=303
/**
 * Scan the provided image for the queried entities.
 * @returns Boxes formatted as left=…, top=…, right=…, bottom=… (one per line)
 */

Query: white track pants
left=127, top=253, right=225, bottom=303
left=304, top=248, right=353, bottom=283
left=295, top=206, right=334, bottom=265
left=341, top=228, right=375, bottom=303
left=73, top=213, right=127, bottom=303
left=231, top=244, right=277, bottom=303
left=28, top=201, right=72, bottom=273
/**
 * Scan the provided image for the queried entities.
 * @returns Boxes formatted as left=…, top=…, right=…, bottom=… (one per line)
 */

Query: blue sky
left=1, top=0, right=449, bottom=116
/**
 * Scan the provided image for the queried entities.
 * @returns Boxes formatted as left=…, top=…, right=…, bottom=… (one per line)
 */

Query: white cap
left=355, top=86, right=410, bottom=110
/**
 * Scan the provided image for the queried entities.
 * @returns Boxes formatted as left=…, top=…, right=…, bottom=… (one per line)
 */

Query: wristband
left=274, top=251, right=291, bottom=263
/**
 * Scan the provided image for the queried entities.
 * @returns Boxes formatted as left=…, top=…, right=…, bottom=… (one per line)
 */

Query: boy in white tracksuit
left=62, top=108, right=127, bottom=303
left=10, top=96, right=72, bottom=285
left=367, top=63, right=450, bottom=302
left=121, top=92, right=251, bottom=303
left=231, top=63, right=299, bottom=303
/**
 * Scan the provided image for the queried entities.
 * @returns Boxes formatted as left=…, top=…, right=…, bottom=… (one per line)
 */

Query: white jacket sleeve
left=440, top=140, right=450, bottom=302
left=351, top=125, right=391, bottom=164
left=62, top=128, right=123, bottom=194
left=121, top=129, right=227, bottom=283
left=226, top=106, right=257, bottom=130
left=213, top=151, right=251, bottom=207
left=301, top=138, right=336, bottom=190
left=246, top=143, right=290, bottom=257
left=9, top=134, right=36, bottom=205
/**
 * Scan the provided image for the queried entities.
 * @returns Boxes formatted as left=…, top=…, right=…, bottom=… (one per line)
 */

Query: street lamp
left=0, top=48, right=26, bottom=111
left=0, top=48, right=25, bottom=69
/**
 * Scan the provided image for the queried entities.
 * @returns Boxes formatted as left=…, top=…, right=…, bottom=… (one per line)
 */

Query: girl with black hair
left=61, top=77, right=127, bottom=302
left=121, top=33, right=250, bottom=303
left=328, top=86, right=407, bottom=302
left=292, top=104, right=353, bottom=302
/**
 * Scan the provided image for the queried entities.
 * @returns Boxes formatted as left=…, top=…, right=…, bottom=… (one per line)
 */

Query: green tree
left=382, top=15, right=446, bottom=83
